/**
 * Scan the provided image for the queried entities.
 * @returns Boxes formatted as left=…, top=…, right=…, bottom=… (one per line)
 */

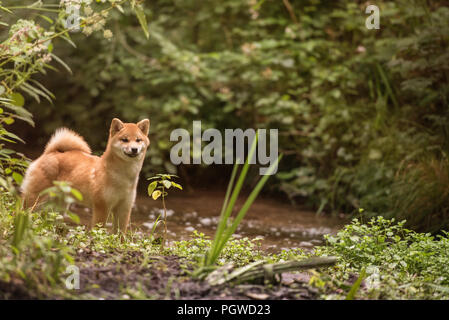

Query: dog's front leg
left=91, top=201, right=108, bottom=229
left=112, top=202, right=132, bottom=234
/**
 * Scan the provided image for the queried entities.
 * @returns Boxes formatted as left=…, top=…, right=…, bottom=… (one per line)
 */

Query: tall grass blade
left=376, top=63, right=398, bottom=109
left=346, top=268, right=366, bottom=300
left=205, top=131, right=282, bottom=267
left=212, top=154, right=282, bottom=263
left=12, top=213, right=29, bottom=250
left=207, top=162, right=239, bottom=264
left=206, top=133, right=259, bottom=265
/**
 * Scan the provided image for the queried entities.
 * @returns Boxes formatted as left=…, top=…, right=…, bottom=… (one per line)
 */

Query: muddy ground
left=0, top=250, right=322, bottom=300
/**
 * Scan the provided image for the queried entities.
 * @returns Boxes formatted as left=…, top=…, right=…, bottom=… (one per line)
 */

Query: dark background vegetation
left=4, top=0, right=449, bottom=231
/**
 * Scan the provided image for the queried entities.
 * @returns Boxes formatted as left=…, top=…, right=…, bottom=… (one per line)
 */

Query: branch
left=282, top=0, right=298, bottom=24
left=207, top=256, right=338, bottom=286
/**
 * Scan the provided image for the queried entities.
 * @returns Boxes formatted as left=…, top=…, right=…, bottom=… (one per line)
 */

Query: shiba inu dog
left=21, top=118, right=150, bottom=233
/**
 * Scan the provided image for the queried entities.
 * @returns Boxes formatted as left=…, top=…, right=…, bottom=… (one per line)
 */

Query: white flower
left=103, top=29, right=113, bottom=39
left=82, top=26, right=93, bottom=36
left=84, top=6, right=93, bottom=16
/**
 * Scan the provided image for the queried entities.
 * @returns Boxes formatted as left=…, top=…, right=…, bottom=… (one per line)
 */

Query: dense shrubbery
left=315, top=217, right=449, bottom=299
left=1, top=1, right=449, bottom=230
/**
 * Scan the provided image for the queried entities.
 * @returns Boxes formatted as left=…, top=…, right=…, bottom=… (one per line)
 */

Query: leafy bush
left=314, top=217, right=449, bottom=299
left=0, top=194, right=74, bottom=298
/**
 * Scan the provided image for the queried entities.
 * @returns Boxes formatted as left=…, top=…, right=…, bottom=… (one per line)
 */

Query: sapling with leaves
left=147, top=174, right=182, bottom=249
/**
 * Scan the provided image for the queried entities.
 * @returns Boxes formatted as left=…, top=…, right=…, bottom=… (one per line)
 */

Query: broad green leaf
left=68, top=213, right=81, bottom=224
left=152, top=190, right=161, bottom=200
left=171, top=182, right=183, bottom=190
left=70, top=188, right=83, bottom=201
left=162, top=180, right=171, bottom=189
left=3, top=117, right=14, bottom=125
left=11, top=92, right=25, bottom=107
left=147, top=181, right=158, bottom=196
left=2, top=104, right=34, bottom=126
left=12, top=172, right=23, bottom=184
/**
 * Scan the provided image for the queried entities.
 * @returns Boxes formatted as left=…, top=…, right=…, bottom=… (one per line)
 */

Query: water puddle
left=128, top=190, right=346, bottom=253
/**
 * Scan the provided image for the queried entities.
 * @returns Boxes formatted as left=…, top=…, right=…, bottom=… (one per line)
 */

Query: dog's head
left=109, top=118, right=150, bottom=161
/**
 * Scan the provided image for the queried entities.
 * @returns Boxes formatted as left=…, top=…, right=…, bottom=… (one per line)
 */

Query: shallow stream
left=127, top=190, right=346, bottom=252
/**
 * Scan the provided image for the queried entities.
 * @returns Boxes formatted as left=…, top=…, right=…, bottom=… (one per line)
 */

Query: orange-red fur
left=21, top=118, right=150, bottom=233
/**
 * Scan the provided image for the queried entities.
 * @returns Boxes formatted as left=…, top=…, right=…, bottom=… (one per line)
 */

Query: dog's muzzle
left=124, top=148, right=139, bottom=158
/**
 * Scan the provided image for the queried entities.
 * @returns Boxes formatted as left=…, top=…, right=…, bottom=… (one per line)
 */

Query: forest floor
left=74, top=251, right=322, bottom=300
left=1, top=249, right=322, bottom=300
left=1, top=194, right=449, bottom=300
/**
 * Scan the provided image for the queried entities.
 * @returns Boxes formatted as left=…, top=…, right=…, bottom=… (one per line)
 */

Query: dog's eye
left=136, top=138, right=142, bottom=142
left=121, top=138, right=129, bottom=143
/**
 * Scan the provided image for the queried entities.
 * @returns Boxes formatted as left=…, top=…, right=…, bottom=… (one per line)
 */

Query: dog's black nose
left=131, top=148, right=138, bottom=154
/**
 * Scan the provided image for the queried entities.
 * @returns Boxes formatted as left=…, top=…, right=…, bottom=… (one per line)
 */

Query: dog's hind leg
left=21, top=177, right=52, bottom=210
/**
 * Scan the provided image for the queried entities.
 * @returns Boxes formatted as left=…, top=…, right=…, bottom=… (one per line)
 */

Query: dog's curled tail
left=44, top=128, right=91, bottom=155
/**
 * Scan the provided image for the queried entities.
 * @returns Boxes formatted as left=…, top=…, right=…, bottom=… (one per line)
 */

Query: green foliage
left=386, top=155, right=449, bottom=232
left=1, top=2, right=448, bottom=300
left=0, top=1, right=153, bottom=298
left=0, top=194, right=74, bottom=298
left=0, top=191, right=159, bottom=298
left=147, top=173, right=182, bottom=248
left=169, top=230, right=265, bottom=268
left=314, top=217, right=449, bottom=299
left=147, top=173, right=182, bottom=200
left=14, top=0, right=447, bottom=231
left=2, top=183, right=449, bottom=300
left=170, top=217, right=449, bottom=299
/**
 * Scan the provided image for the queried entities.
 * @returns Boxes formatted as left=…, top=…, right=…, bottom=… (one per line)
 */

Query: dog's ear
left=137, top=119, right=150, bottom=136
left=110, top=118, right=124, bottom=136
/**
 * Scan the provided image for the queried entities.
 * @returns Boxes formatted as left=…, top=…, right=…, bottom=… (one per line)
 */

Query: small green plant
left=200, top=132, right=282, bottom=272
left=147, top=174, right=183, bottom=249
